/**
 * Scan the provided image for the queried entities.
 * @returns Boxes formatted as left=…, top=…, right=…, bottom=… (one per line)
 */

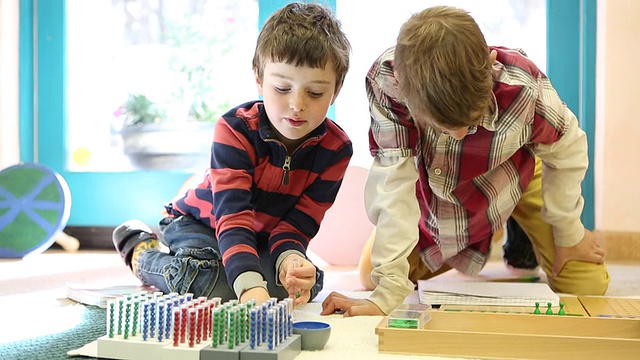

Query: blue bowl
left=292, top=321, right=331, bottom=350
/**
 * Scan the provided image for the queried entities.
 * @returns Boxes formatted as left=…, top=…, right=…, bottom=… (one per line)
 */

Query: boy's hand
left=240, top=287, right=271, bottom=305
left=279, top=255, right=316, bottom=306
left=320, top=291, right=384, bottom=317
left=552, top=229, right=606, bottom=276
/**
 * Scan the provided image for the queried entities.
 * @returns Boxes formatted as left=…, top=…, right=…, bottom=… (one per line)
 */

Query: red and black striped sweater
left=168, top=101, right=353, bottom=292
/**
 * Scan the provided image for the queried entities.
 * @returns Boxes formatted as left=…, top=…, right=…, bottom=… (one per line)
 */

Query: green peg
left=533, top=302, right=541, bottom=314
left=557, top=302, right=566, bottom=316
left=545, top=302, right=554, bottom=315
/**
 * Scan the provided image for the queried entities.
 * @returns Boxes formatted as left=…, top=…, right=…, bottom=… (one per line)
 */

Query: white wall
left=595, top=0, right=640, bottom=232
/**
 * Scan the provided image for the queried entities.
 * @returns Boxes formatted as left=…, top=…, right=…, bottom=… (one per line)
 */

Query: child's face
left=255, top=61, right=339, bottom=143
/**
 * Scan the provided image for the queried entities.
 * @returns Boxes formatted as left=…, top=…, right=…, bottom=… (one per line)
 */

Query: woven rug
left=0, top=305, right=106, bottom=360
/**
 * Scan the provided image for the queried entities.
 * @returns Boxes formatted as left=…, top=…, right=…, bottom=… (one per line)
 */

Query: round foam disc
left=0, top=163, right=71, bottom=258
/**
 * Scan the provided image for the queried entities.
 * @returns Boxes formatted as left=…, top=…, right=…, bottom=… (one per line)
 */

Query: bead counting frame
left=376, top=296, right=640, bottom=360
left=97, top=291, right=301, bottom=360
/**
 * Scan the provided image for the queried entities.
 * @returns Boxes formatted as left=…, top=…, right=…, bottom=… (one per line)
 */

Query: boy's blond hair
left=394, top=6, right=493, bottom=128
left=252, top=2, right=351, bottom=92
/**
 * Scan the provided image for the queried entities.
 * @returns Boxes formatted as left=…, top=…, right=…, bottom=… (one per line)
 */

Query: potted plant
left=115, top=93, right=218, bottom=171
left=114, top=28, right=232, bottom=170
left=113, top=7, right=235, bottom=171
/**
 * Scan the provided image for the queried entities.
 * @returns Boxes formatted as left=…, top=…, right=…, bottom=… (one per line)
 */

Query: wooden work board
left=376, top=296, right=640, bottom=360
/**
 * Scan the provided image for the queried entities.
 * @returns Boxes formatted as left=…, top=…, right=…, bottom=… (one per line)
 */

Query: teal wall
left=547, top=0, right=596, bottom=230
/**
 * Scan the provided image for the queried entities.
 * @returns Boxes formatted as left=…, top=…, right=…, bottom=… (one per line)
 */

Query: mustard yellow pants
left=359, top=158, right=610, bottom=295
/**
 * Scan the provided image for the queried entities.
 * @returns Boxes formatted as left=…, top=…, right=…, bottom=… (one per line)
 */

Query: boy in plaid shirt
left=322, top=5, right=609, bottom=317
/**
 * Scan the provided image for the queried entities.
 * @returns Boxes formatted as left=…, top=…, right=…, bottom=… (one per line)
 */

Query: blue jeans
left=136, top=215, right=324, bottom=302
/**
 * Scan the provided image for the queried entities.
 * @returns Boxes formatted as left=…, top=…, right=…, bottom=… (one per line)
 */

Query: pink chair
left=309, top=165, right=374, bottom=266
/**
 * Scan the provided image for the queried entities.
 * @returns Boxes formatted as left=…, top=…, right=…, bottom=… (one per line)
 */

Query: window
left=65, top=0, right=258, bottom=171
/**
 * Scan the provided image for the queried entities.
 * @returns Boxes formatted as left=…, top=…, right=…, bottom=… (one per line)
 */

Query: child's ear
left=489, top=49, right=498, bottom=64
left=254, top=68, right=264, bottom=96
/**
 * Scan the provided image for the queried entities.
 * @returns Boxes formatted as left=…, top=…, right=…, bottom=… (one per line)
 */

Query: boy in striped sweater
left=113, top=2, right=352, bottom=306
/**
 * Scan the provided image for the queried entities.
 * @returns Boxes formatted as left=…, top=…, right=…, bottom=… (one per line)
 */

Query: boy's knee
left=551, top=279, right=609, bottom=296
left=358, top=265, right=375, bottom=291
left=357, top=231, right=376, bottom=290
left=357, top=254, right=375, bottom=290
left=548, top=262, right=610, bottom=296
left=164, top=256, right=223, bottom=298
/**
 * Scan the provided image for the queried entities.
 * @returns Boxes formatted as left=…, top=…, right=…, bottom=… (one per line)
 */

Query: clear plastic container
left=387, top=303, right=432, bottom=329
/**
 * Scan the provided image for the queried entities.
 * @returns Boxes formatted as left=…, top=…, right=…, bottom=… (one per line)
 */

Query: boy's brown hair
left=394, top=6, right=493, bottom=129
left=252, top=2, right=351, bottom=92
